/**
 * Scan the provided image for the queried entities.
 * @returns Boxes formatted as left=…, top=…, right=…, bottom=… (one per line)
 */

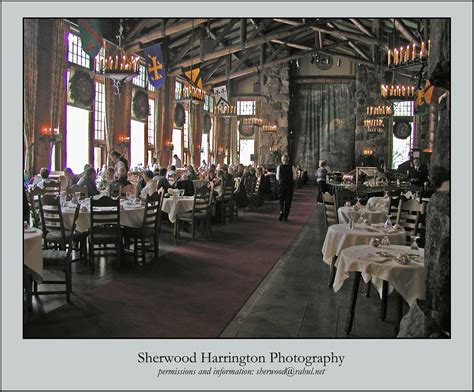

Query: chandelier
left=216, top=102, right=237, bottom=117
left=96, top=19, right=140, bottom=95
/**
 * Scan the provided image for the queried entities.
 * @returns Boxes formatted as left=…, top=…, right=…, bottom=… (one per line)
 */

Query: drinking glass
left=126, top=192, right=132, bottom=204
left=410, top=235, right=420, bottom=250
left=381, top=235, right=391, bottom=247
left=384, top=214, right=393, bottom=229
left=369, top=237, right=380, bottom=248
left=130, top=194, right=137, bottom=206
left=179, top=189, right=185, bottom=196
left=355, top=198, right=362, bottom=208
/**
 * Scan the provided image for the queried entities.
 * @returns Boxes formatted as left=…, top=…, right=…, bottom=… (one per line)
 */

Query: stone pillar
left=398, top=19, right=450, bottom=338
left=259, top=57, right=290, bottom=165
left=354, top=64, right=389, bottom=167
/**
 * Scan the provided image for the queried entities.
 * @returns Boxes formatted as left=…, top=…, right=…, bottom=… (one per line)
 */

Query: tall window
left=172, top=128, right=182, bottom=163
left=237, top=100, right=256, bottom=115
left=392, top=101, right=415, bottom=169
left=66, top=105, right=90, bottom=173
left=147, top=99, right=155, bottom=146
left=67, top=32, right=90, bottom=67
left=183, top=108, right=189, bottom=150
left=94, top=81, right=105, bottom=140
left=130, top=120, right=145, bottom=168
left=201, top=133, right=208, bottom=164
left=175, top=81, right=183, bottom=101
left=132, top=64, right=147, bottom=88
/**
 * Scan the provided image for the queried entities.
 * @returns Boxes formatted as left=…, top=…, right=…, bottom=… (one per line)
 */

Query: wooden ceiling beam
left=349, top=18, right=374, bottom=38
left=124, top=19, right=148, bottom=42
left=273, top=18, right=379, bottom=46
left=168, top=24, right=307, bottom=76
left=125, top=18, right=208, bottom=52
left=327, top=22, right=372, bottom=62
left=393, top=18, right=421, bottom=46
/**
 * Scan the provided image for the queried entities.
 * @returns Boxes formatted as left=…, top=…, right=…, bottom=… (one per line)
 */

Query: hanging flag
left=184, top=68, right=203, bottom=89
left=144, top=43, right=166, bottom=89
left=77, top=19, right=103, bottom=59
left=213, top=85, right=229, bottom=106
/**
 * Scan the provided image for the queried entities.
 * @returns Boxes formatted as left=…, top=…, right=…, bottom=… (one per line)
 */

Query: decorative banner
left=144, top=43, right=166, bottom=89
left=184, top=68, right=203, bottom=89
left=77, top=19, right=103, bottom=58
left=213, top=85, right=229, bottom=107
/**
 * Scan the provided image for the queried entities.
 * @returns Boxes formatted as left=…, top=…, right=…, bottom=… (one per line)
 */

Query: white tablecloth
left=24, top=228, right=43, bottom=277
left=161, top=196, right=195, bottom=223
left=333, top=244, right=425, bottom=306
left=366, top=196, right=389, bottom=210
left=338, top=206, right=387, bottom=225
left=61, top=204, right=145, bottom=232
left=322, top=223, right=406, bottom=265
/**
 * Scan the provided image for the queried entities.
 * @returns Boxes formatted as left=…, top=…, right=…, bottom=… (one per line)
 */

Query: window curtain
left=23, top=19, right=39, bottom=177
left=291, top=83, right=355, bottom=175
left=51, top=19, right=68, bottom=132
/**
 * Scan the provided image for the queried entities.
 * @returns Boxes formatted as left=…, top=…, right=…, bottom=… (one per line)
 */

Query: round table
left=333, top=244, right=425, bottom=306
left=338, top=206, right=387, bottom=225
left=61, top=202, right=146, bottom=232
left=24, top=228, right=43, bottom=278
left=161, top=196, right=195, bottom=223
left=322, top=223, right=406, bottom=265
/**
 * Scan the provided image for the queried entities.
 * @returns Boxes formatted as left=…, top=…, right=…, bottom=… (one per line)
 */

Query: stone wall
left=259, top=59, right=291, bottom=166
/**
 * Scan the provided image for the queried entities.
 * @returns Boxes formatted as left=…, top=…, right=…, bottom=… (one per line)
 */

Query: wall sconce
left=269, top=146, right=279, bottom=153
left=217, top=147, right=225, bottom=157
left=39, top=127, right=62, bottom=143
left=164, top=141, right=174, bottom=152
left=118, top=136, right=130, bottom=148
left=196, top=145, right=204, bottom=154
left=362, top=148, right=374, bottom=156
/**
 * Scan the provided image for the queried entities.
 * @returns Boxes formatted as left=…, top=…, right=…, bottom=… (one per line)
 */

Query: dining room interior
left=22, top=17, right=451, bottom=339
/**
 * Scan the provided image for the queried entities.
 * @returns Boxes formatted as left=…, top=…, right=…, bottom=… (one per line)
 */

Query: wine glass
left=381, top=235, right=391, bottom=247
left=130, top=194, right=137, bottom=206
left=410, top=235, right=420, bottom=250
left=355, top=197, right=362, bottom=208
left=384, top=214, right=393, bottom=229
left=369, top=237, right=380, bottom=248
left=179, top=189, right=185, bottom=196
left=126, top=191, right=132, bottom=204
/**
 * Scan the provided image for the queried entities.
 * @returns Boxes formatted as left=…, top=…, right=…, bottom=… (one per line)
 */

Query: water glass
left=355, top=198, right=362, bottom=208
left=130, top=194, right=137, bottom=206
left=384, top=214, right=393, bottom=229
left=381, top=235, right=391, bottom=247
left=410, top=236, right=420, bottom=250
left=369, top=237, right=380, bottom=248
left=126, top=192, right=132, bottom=204
left=179, top=189, right=185, bottom=196
left=345, top=201, right=351, bottom=207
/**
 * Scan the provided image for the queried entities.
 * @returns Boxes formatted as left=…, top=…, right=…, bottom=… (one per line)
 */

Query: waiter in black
left=276, top=153, right=297, bottom=222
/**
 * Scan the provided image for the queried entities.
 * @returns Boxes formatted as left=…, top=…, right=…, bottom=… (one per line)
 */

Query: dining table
left=59, top=200, right=146, bottom=232
left=24, top=227, right=43, bottom=278
left=161, top=195, right=195, bottom=224
left=337, top=205, right=388, bottom=225
left=334, top=244, right=425, bottom=334
left=322, top=223, right=406, bottom=265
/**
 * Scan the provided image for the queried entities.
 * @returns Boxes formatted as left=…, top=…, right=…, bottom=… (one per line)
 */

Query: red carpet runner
left=25, top=186, right=317, bottom=338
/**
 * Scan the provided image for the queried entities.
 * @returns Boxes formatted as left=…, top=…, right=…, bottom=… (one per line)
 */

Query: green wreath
left=132, top=89, right=150, bottom=120
left=69, top=70, right=94, bottom=108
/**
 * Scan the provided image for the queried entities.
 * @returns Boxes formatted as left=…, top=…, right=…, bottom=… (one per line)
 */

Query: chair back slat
left=141, top=189, right=164, bottom=231
left=322, top=192, right=338, bottom=227
left=28, top=187, right=46, bottom=227
left=90, top=196, right=120, bottom=229
left=396, top=198, right=425, bottom=245
left=38, top=194, right=66, bottom=244
left=42, top=180, right=61, bottom=195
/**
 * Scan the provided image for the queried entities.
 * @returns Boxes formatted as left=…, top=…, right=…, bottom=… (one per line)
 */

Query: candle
left=367, top=107, right=370, bottom=115
left=428, top=39, right=431, bottom=56
left=400, top=46, right=404, bottom=63
left=412, top=43, right=416, bottom=61
left=405, top=45, right=409, bottom=62
left=394, top=49, right=398, bottom=65
left=387, top=49, right=391, bottom=66
left=420, top=42, right=424, bottom=59
left=402, top=86, right=406, bottom=97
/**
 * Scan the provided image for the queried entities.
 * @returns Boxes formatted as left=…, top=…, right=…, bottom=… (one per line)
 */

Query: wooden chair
left=32, top=204, right=81, bottom=303
left=88, top=196, right=122, bottom=265
left=396, top=198, right=426, bottom=246
left=220, top=183, right=235, bottom=224
left=244, top=176, right=257, bottom=209
left=176, top=183, right=213, bottom=240
left=66, top=184, right=89, bottom=200
left=42, top=180, right=61, bottom=195
left=28, top=187, right=46, bottom=228
left=335, top=187, right=356, bottom=208
left=322, top=192, right=338, bottom=228
left=123, top=189, right=164, bottom=265
left=253, top=176, right=263, bottom=207
left=268, top=174, right=278, bottom=200
left=322, top=192, right=339, bottom=287
left=38, top=194, right=87, bottom=259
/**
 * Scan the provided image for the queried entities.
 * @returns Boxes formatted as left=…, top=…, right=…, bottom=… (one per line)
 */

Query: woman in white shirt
left=140, top=170, right=157, bottom=200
